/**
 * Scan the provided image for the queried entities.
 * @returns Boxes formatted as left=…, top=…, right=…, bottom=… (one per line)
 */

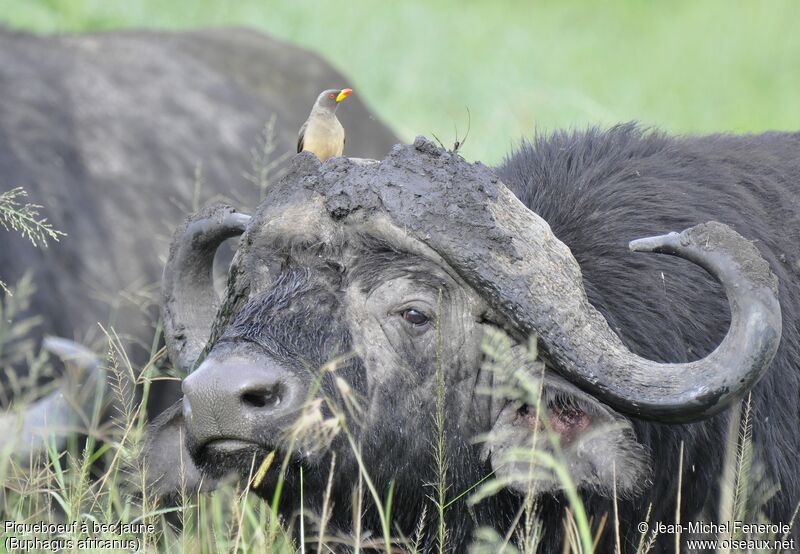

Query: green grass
left=2, top=0, right=799, bottom=163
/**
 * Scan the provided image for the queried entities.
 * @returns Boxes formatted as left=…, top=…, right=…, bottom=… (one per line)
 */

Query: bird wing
left=297, top=119, right=308, bottom=153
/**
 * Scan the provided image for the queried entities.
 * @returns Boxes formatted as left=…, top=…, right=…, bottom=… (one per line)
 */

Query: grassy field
left=2, top=0, right=800, bottom=163
left=1, top=276, right=789, bottom=553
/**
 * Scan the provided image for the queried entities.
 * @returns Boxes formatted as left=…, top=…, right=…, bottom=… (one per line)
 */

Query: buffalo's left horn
left=162, top=205, right=250, bottom=372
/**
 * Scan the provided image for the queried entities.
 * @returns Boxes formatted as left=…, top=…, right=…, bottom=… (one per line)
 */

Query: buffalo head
left=149, top=138, right=781, bottom=541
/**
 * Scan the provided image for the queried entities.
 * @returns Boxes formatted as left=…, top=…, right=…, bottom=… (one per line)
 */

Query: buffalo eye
left=401, top=308, right=430, bottom=327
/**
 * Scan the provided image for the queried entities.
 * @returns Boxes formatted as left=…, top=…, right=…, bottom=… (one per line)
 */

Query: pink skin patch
left=515, top=403, right=591, bottom=446
left=549, top=405, right=591, bottom=445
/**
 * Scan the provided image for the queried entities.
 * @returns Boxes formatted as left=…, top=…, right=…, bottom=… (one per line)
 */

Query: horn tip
left=629, top=231, right=681, bottom=253
left=227, top=212, right=251, bottom=230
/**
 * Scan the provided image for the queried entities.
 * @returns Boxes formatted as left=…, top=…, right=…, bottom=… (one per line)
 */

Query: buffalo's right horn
left=311, top=138, right=782, bottom=422
left=371, top=140, right=782, bottom=422
left=162, top=205, right=250, bottom=372
left=464, top=191, right=783, bottom=422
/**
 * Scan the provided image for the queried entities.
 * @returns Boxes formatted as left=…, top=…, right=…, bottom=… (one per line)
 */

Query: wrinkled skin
left=149, top=127, right=800, bottom=552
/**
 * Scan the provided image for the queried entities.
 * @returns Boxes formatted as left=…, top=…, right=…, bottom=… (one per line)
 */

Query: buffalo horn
left=161, top=205, right=250, bottom=372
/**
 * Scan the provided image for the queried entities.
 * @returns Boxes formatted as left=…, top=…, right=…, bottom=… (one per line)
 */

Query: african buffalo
left=147, top=127, right=799, bottom=551
left=0, top=27, right=396, bottom=448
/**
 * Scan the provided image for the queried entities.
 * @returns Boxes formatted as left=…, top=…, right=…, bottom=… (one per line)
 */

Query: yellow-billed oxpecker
left=297, top=88, right=353, bottom=161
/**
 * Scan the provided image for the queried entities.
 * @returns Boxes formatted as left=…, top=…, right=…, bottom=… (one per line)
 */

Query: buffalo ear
left=141, top=403, right=216, bottom=498
left=482, top=381, right=650, bottom=498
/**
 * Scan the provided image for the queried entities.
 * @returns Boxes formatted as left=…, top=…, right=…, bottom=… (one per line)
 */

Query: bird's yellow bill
left=336, top=88, right=353, bottom=102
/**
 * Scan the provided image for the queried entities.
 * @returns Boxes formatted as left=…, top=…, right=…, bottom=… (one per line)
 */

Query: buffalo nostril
left=240, top=385, right=282, bottom=410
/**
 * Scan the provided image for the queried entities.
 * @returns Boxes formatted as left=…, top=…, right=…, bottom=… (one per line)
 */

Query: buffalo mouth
left=187, top=432, right=273, bottom=478
left=202, top=438, right=262, bottom=454
left=188, top=433, right=315, bottom=500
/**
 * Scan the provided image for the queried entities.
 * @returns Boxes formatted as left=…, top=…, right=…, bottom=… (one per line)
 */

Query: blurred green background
left=2, top=0, right=798, bottom=164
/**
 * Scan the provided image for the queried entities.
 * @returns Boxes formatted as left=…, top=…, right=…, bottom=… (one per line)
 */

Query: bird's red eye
left=329, top=93, right=336, bottom=99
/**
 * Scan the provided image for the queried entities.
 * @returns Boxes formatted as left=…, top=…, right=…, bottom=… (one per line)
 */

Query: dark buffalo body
left=155, top=126, right=800, bottom=552
left=0, top=27, right=396, bottom=376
